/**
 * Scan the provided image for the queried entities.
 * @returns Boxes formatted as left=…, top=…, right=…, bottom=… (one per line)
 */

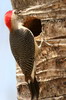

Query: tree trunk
left=11, top=0, right=66, bottom=99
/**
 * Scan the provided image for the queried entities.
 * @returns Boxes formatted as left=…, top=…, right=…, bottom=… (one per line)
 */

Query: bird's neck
left=11, top=13, right=23, bottom=30
left=11, top=19, right=22, bottom=30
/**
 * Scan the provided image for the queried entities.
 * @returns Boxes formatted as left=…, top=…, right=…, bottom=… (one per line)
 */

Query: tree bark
left=11, top=0, right=66, bottom=99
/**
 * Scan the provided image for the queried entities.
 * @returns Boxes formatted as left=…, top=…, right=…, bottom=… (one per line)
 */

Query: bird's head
left=4, top=10, right=18, bottom=31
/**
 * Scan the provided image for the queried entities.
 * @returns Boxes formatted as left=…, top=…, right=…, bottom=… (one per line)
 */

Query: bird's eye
left=14, top=10, right=17, bottom=14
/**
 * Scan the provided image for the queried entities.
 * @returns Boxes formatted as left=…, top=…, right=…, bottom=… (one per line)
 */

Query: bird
left=4, top=10, right=42, bottom=100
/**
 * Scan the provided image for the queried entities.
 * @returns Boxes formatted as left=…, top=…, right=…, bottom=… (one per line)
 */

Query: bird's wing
left=10, top=28, right=35, bottom=77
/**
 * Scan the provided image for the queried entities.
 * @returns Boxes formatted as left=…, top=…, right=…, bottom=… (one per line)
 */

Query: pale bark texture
left=11, top=0, right=66, bottom=100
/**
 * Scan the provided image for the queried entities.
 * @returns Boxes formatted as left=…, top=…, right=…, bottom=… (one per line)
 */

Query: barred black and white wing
left=10, top=27, right=35, bottom=80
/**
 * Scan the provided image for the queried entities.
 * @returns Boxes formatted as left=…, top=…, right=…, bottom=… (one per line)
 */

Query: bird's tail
left=28, top=77, right=39, bottom=100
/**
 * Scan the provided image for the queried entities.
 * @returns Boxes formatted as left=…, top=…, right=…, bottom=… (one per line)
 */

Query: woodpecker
left=4, top=10, right=42, bottom=100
